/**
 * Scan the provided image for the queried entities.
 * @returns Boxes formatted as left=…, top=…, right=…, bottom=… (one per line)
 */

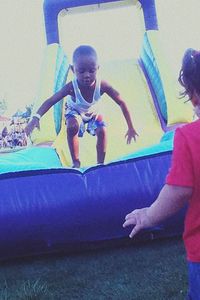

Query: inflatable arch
left=0, top=0, right=193, bottom=259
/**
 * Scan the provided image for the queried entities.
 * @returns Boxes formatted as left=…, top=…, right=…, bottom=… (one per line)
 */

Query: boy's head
left=179, top=48, right=200, bottom=103
left=71, top=45, right=99, bottom=87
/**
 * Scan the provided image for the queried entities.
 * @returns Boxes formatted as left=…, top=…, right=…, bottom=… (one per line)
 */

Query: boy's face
left=72, top=54, right=99, bottom=87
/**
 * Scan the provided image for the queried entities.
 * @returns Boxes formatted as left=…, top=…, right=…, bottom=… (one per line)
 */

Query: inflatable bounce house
left=0, top=0, right=194, bottom=259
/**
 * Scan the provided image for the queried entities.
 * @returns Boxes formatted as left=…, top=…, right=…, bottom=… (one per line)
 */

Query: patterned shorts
left=65, top=110, right=106, bottom=137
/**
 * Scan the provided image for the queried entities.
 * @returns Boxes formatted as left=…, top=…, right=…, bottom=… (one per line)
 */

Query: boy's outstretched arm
left=123, top=184, right=192, bottom=238
left=25, top=83, right=72, bottom=136
left=102, top=81, right=138, bottom=143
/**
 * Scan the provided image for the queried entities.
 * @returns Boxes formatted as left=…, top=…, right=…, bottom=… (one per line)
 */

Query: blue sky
left=0, top=0, right=200, bottom=115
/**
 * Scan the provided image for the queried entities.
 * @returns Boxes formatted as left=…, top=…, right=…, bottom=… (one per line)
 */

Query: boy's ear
left=70, top=64, right=74, bottom=73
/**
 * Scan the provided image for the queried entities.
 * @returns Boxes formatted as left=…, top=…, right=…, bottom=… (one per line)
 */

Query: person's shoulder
left=62, top=81, right=74, bottom=95
left=100, top=80, right=109, bottom=88
left=100, top=80, right=112, bottom=93
left=64, top=81, right=73, bottom=90
left=176, top=120, right=200, bottom=141
left=179, top=119, right=200, bottom=132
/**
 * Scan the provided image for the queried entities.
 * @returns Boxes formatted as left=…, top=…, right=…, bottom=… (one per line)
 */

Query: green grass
left=0, top=237, right=187, bottom=300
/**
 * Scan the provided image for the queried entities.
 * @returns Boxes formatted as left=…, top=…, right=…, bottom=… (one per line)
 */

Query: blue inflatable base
left=0, top=133, right=186, bottom=260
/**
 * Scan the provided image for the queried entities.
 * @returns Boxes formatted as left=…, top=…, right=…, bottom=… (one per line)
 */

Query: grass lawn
left=0, top=236, right=187, bottom=300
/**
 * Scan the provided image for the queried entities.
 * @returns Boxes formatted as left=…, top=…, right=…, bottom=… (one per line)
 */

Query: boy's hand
left=125, top=127, right=138, bottom=144
left=25, top=118, right=40, bottom=136
left=123, top=207, right=154, bottom=238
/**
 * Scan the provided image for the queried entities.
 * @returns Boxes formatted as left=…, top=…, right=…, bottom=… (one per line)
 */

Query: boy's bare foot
left=72, top=159, right=81, bottom=168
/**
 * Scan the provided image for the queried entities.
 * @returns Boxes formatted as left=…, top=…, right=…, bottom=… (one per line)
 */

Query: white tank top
left=66, top=78, right=101, bottom=120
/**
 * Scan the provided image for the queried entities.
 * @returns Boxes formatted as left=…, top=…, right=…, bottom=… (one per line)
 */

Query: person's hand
left=25, top=117, right=40, bottom=136
left=125, top=127, right=138, bottom=144
left=123, top=207, right=155, bottom=238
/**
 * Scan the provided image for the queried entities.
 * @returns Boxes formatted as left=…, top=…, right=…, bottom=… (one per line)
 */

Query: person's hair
left=72, top=45, right=97, bottom=64
left=178, top=48, right=200, bottom=100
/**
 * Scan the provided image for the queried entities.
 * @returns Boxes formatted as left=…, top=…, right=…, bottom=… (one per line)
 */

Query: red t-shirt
left=166, top=119, right=200, bottom=262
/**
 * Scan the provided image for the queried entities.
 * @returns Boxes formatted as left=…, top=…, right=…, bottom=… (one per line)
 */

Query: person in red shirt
left=123, top=48, right=200, bottom=300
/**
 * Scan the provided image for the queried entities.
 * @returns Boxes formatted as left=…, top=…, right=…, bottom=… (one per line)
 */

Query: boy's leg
left=186, top=261, right=200, bottom=300
left=96, top=126, right=107, bottom=164
left=66, top=117, right=80, bottom=168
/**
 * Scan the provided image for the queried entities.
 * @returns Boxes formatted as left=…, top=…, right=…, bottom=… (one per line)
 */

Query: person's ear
left=192, top=91, right=200, bottom=106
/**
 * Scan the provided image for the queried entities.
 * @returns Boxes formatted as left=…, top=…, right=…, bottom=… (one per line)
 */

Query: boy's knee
left=96, top=126, right=106, bottom=137
left=67, top=118, right=79, bottom=135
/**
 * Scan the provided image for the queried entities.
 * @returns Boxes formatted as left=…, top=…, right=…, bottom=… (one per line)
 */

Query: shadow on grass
left=0, top=236, right=187, bottom=300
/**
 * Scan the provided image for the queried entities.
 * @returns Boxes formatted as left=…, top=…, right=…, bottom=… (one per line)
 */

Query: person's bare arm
left=123, top=184, right=193, bottom=238
left=101, top=80, right=138, bottom=143
left=25, top=82, right=73, bottom=136
left=37, top=82, right=73, bottom=117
